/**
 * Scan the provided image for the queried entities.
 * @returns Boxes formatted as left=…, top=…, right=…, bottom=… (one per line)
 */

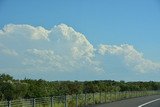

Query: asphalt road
left=140, top=98, right=160, bottom=107
left=92, top=95, right=160, bottom=107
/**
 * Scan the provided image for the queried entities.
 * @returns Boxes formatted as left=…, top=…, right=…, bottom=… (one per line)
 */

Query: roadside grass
left=0, top=91, right=160, bottom=107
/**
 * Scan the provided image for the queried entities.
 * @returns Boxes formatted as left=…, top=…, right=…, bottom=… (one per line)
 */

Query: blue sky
left=0, top=0, right=160, bottom=81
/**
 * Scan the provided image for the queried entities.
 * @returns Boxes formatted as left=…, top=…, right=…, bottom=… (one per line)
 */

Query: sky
left=0, top=0, right=160, bottom=81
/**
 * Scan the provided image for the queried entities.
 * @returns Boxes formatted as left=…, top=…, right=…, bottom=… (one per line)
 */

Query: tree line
left=0, top=74, right=160, bottom=101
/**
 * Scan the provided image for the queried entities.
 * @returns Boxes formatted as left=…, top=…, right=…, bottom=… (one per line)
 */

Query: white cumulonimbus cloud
left=0, top=23, right=160, bottom=80
left=0, top=44, right=18, bottom=56
left=0, top=24, right=49, bottom=40
left=0, top=23, right=102, bottom=76
left=98, top=44, right=160, bottom=73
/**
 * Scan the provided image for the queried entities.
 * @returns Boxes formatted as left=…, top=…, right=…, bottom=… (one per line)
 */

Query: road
left=92, top=95, right=160, bottom=107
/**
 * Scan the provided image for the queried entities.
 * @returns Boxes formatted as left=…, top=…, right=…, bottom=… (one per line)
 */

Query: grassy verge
left=0, top=91, right=160, bottom=107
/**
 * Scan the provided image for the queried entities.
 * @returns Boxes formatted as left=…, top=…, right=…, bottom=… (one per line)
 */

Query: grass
left=0, top=91, right=160, bottom=107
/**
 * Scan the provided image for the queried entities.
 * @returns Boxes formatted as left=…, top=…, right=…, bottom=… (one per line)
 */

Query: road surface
left=92, top=95, right=160, bottom=107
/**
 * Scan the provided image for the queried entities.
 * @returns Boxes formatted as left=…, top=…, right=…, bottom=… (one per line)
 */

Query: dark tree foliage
left=0, top=73, right=160, bottom=100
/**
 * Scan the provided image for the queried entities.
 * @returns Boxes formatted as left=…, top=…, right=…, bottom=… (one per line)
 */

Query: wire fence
left=0, top=90, right=160, bottom=107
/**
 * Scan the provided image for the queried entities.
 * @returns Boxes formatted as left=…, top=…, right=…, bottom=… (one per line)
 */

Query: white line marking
left=138, top=98, right=160, bottom=107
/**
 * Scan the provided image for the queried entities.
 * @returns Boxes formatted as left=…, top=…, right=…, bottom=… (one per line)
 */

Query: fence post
left=100, top=92, right=102, bottom=103
left=93, top=93, right=95, bottom=104
left=51, top=96, right=54, bottom=107
left=109, top=92, right=111, bottom=102
left=129, top=91, right=131, bottom=98
left=135, top=91, right=137, bottom=97
left=105, top=92, right=107, bottom=103
left=64, top=95, right=67, bottom=107
left=32, top=98, right=35, bottom=107
left=117, top=92, right=119, bottom=100
left=85, top=93, right=87, bottom=107
left=126, top=91, right=128, bottom=98
left=7, top=100, right=11, bottom=107
left=76, top=94, right=78, bottom=107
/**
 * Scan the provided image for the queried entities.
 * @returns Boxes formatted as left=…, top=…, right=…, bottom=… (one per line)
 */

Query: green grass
left=0, top=91, right=160, bottom=107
